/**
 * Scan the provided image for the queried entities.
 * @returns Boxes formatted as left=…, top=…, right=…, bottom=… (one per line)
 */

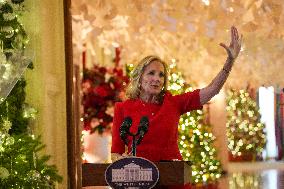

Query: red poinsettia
left=82, top=65, right=129, bottom=134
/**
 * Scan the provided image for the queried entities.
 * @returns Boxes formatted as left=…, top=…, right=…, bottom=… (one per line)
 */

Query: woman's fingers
left=231, top=27, right=235, bottom=43
left=234, top=26, right=239, bottom=40
left=219, top=43, right=227, bottom=49
left=231, top=26, right=240, bottom=47
left=220, top=43, right=232, bottom=56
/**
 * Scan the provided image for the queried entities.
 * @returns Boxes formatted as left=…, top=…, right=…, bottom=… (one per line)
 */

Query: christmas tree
left=0, top=115, right=62, bottom=188
left=0, top=0, right=62, bottom=188
left=168, top=61, right=222, bottom=184
left=0, top=0, right=31, bottom=134
left=226, top=89, right=266, bottom=159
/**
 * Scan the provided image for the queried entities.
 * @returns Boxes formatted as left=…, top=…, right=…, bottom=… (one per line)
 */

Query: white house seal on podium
left=105, top=157, right=159, bottom=189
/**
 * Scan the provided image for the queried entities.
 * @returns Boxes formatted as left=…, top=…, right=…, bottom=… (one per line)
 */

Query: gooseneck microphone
left=119, top=116, right=150, bottom=156
left=119, top=117, right=132, bottom=145
left=136, top=116, right=149, bottom=145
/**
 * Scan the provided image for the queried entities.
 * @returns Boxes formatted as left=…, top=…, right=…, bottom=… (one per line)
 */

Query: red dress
left=111, top=89, right=202, bottom=162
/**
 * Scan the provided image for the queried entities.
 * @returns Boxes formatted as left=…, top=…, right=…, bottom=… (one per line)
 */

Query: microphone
left=136, top=116, right=149, bottom=145
left=119, top=117, right=132, bottom=145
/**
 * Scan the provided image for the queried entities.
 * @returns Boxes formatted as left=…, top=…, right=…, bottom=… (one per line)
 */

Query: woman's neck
left=139, top=93, right=159, bottom=104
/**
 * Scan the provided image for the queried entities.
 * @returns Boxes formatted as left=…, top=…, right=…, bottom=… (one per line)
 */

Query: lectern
left=82, top=161, right=192, bottom=187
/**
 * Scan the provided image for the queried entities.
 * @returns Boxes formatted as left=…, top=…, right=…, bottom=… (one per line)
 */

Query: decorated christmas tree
left=226, top=89, right=266, bottom=160
left=0, top=0, right=31, bottom=134
left=168, top=61, right=222, bottom=184
left=0, top=0, right=62, bottom=188
left=0, top=115, right=62, bottom=188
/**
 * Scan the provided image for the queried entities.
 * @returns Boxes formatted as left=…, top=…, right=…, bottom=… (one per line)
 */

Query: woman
left=111, top=26, right=242, bottom=162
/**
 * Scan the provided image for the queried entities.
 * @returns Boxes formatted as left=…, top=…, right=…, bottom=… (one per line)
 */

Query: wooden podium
left=82, top=161, right=192, bottom=187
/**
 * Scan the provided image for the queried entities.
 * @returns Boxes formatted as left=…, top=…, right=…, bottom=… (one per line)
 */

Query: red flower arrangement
left=82, top=65, right=129, bottom=134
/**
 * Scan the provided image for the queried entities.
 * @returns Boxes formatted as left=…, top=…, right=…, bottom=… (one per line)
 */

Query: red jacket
left=111, top=90, right=202, bottom=162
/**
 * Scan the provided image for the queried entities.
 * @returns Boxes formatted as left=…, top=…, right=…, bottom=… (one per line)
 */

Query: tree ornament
left=0, top=134, right=4, bottom=146
left=1, top=62, right=12, bottom=80
left=2, top=12, right=15, bottom=21
left=27, top=170, right=41, bottom=181
left=0, top=166, right=9, bottom=179
left=1, top=26, right=14, bottom=38
left=0, top=3, right=12, bottom=13
left=44, top=175, right=51, bottom=181
left=23, top=104, right=37, bottom=119
left=0, top=145, right=4, bottom=152
left=11, top=34, right=24, bottom=49
left=0, top=0, right=7, bottom=5
left=0, top=51, right=6, bottom=64
left=17, top=154, right=26, bottom=161
left=5, top=136, right=14, bottom=145
left=2, top=118, right=12, bottom=132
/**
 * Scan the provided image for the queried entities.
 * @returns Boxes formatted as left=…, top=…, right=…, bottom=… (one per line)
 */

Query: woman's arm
left=200, top=26, right=242, bottom=105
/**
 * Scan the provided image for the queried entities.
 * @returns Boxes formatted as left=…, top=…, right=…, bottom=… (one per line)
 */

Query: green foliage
left=0, top=79, right=29, bottom=134
left=0, top=134, right=62, bottom=188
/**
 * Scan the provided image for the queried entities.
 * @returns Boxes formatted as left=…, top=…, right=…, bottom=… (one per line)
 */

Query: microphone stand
left=128, top=132, right=140, bottom=156
left=120, top=116, right=149, bottom=156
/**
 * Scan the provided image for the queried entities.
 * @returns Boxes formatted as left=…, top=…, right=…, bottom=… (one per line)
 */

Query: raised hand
left=219, top=26, right=242, bottom=60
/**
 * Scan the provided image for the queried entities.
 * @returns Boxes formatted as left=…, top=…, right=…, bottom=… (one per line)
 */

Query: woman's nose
left=153, top=74, right=161, bottom=82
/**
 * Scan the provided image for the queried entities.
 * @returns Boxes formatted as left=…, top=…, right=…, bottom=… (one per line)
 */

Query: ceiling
left=71, top=0, right=284, bottom=89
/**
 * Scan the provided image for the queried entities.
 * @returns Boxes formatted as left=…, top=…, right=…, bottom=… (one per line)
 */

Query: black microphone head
left=140, top=116, right=149, bottom=126
left=120, top=117, right=132, bottom=131
left=139, top=116, right=149, bottom=132
left=124, top=117, right=132, bottom=126
left=119, top=117, right=132, bottom=145
left=137, top=116, right=149, bottom=145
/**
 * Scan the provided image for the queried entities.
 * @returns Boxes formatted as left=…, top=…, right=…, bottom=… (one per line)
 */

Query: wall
left=23, top=1, right=67, bottom=188
left=210, top=90, right=229, bottom=171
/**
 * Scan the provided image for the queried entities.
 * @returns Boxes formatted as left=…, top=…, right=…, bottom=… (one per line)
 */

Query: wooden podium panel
left=82, top=161, right=192, bottom=187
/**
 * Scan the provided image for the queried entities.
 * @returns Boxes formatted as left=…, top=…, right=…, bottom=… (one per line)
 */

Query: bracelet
left=222, top=67, right=230, bottom=74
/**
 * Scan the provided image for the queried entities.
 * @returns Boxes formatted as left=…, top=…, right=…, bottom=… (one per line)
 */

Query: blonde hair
left=126, top=55, right=168, bottom=101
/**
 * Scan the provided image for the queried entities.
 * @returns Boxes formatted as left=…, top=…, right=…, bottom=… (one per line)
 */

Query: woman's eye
left=148, top=71, right=154, bottom=75
left=159, top=72, right=165, bottom=77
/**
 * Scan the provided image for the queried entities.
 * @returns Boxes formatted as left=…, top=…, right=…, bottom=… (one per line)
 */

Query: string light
left=226, top=89, right=266, bottom=158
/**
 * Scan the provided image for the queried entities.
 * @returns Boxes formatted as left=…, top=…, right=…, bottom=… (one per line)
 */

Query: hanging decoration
left=71, top=0, right=284, bottom=88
